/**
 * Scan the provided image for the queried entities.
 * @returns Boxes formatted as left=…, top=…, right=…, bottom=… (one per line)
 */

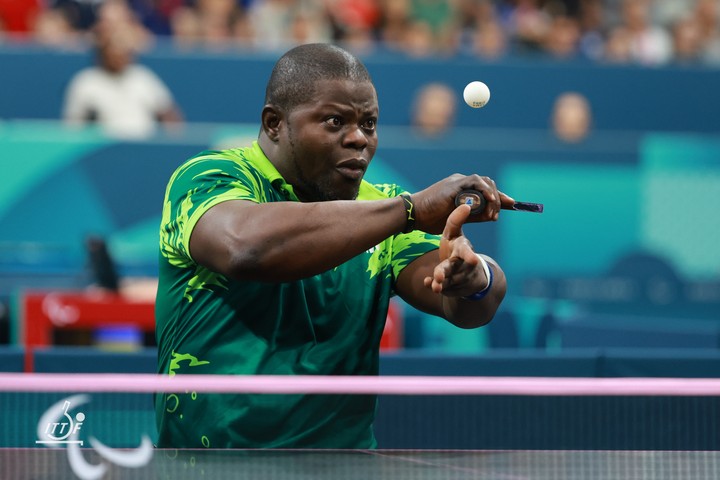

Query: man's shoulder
left=182, top=146, right=252, bottom=164
left=68, top=66, right=107, bottom=85
left=125, top=63, right=162, bottom=79
left=172, top=147, right=259, bottom=179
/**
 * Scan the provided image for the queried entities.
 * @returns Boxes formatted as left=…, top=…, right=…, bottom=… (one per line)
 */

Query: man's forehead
left=313, top=77, right=375, bottom=90
left=317, top=78, right=376, bottom=97
left=299, top=79, right=377, bottom=109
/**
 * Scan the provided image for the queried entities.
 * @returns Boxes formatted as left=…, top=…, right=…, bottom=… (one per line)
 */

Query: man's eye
left=363, top=119, right=376, bottom=130
left=325, top=116, right=341, bottom=127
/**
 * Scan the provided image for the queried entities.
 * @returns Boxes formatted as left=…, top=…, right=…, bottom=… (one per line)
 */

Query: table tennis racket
left=455, top=189, right=544, bottom=214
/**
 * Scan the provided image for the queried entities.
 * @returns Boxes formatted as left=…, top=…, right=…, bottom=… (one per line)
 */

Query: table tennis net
left=2, top=374, right=720, bottom=479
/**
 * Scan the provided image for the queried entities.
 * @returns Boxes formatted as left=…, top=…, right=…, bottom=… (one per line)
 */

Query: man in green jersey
left=156, top=43, right=516, bottom=449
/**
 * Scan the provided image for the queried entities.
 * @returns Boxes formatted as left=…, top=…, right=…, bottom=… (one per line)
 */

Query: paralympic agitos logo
left=36, top=394, right=153, bottom=479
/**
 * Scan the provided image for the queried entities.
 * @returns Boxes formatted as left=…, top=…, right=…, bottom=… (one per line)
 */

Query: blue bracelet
left=462, top=255, right=494, bottom=301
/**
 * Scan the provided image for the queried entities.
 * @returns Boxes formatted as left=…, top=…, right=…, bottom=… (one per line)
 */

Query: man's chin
left=295, top=177, right=362, bottom=202
left=317, top=181, right=362, bottom=202
left=340, top=184, right=362, bottom=201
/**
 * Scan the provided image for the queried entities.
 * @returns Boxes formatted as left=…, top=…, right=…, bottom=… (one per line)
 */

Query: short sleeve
left=160, top=154, right=263, bottom=266
left=369, top=183, right=441, bottom=281
left=390, top=231, right=441, bottom=281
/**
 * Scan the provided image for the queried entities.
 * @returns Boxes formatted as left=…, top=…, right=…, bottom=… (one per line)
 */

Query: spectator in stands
left=16, top=0, right=720, bottom=66
left=611, top=0, right=673, bottom=66
left=406, top=0, right=460, bottom=55
left=652, top=0, right=690, bottom=29
left=94, top=0, right=154, bottom=51
left=288, top=8, right=332, bottom=47
left=543, top=14, right=580, bottom=59
left=169, top=1, right=256, bottom=50
left=127, top=0, right=180, bottom=36
left=333, top=19, right=377, bottom=55
left=33, top=7, right=82, bottom=49
left=62, top=27, right=183, bottom=139
left=231, top=9, right=256, bottom=48
left=503, top=0, right=553, bottom=55
left=401, top=19, right=438, bottom=57
left=326, top=0, right=381, bottom=52
left=551, top=91, right=592, bottom=143
left=192, top=0, right=242, bottom=49
left=169, top=5, right=202, bottom=48
left=457, top=0, right=498, bottom=31
left=576, top=0, right=606, bottom=61
left=377, top=0, right=411, bottom=51
left=410, top=82, right=458, bottom=137
left=459, top=0, right=508, bottom=59
left=603, top=22, right=633, bottom=63
left=671, top=15, right=704, bottom=64
left=694, top=0, right=720, bottom=64
left=468, top=17, right=508, bottom=59
left=246, top=0, right=332, bottom=51
left=51, top=0, right=101, bottom=31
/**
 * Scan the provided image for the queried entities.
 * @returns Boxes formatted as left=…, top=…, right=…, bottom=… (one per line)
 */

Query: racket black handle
left=454, top=190, right=544, bottom=214
left=511, top=201, right=544, bottom=213
left=455, top=189, right=486, bottom=214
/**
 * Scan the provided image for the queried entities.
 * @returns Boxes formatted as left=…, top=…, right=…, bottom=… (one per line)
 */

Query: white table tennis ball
left=463, top=81, right=490, bottom=108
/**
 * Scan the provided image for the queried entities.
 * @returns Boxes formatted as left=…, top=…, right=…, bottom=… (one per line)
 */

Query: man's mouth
left=336, top=159, right=367, bottom=181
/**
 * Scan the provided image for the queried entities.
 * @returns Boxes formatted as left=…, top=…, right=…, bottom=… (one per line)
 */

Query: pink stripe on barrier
left=2, top=373, right=720, bottom=396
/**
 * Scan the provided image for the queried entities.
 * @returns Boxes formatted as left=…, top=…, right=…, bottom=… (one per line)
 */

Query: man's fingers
left=426, top=260, right=452, bottom=294
left=442, top=204, right=471, bottom=241
left=426, top=256, right=478, bottom=294
left=448, top=243, right=480, bottom=267
left=499, top=191, right=516, bottom=210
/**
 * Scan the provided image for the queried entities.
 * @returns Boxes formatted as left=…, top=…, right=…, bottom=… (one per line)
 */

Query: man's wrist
left=398, top=193, right=416, bottom=234
left=462, top=254, right=493, bottom=301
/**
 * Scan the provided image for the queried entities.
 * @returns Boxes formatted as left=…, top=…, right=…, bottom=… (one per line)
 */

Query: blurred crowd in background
left=1, top=0, right=719, bottom=67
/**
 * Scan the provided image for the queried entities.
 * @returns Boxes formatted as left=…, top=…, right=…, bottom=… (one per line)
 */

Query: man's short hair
left=265, top=43, right=373, bottom=112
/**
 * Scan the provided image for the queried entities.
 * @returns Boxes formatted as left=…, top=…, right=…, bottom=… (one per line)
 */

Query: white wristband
left=462, top=254, right=493, bottom=301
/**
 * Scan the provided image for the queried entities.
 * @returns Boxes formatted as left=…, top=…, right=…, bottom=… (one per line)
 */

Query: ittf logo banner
left=35, top=394, right=154, bottom=479
left=36, top=397, right=86, bottom=446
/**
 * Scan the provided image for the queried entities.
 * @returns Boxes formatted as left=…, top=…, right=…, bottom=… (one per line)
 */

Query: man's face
left=280, top=78, right=379, bottom=202
left=99, top=41, right=133, bottom=74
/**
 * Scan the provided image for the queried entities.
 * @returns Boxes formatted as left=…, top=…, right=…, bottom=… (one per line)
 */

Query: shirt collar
left=243, top=141, right=298, bottom=201
left=243, top=141, right=378, bottom=202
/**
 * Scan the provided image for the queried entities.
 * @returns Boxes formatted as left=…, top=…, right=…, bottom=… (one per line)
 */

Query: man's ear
left=261, top=105, right=282, bottom=142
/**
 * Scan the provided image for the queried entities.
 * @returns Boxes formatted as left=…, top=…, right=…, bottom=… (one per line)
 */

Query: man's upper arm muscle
left=189, top=199, right=260, bottom=278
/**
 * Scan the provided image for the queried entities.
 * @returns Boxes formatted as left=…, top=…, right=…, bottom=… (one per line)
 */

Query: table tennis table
left=2, top=448, right=719, bottom=479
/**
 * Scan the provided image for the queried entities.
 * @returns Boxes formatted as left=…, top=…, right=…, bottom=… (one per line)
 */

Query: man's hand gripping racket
left=455, top=189, right=544, bottom=214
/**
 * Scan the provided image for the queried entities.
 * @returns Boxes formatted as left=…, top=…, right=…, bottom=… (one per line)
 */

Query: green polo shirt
left=155, top=142, right=440, bottom=449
